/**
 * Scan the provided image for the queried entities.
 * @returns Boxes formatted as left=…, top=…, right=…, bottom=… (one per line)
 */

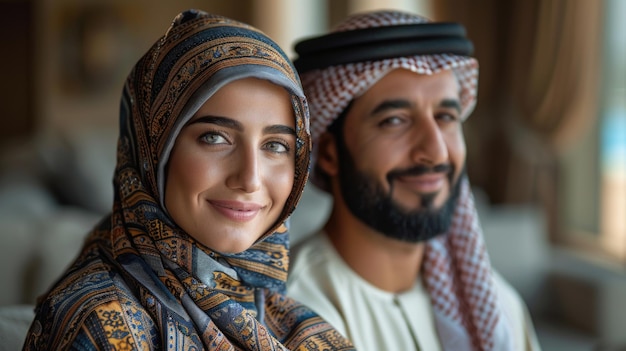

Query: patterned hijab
left=296, top=10, right=513, bottom=351
left=24, top=10, right=353, bottom=350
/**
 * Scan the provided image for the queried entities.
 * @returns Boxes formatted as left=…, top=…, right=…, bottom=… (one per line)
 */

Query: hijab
left=24, top=9, right=354, bottom=351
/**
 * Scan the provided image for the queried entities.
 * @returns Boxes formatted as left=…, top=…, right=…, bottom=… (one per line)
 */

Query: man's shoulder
left=291, top=231, right=329, bottom=258
left=289, top=231, right=337, bottom=279
left=287, top=232, right=351, bottom=336
left=491, top=270, right=524, bottom=304
left=491, top=270, right=543, bottom=350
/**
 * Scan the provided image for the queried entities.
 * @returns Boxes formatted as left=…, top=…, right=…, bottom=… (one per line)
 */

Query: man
left=287, top=10, right=541, bottom=351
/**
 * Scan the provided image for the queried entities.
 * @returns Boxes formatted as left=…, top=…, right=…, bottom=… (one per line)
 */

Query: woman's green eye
left=200, top=132, right=228, bottom=144
left=265, top=141, right=290, bottom=153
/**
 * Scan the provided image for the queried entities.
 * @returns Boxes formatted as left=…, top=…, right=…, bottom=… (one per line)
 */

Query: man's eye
left=379, top=116, right=404, bottom=127
left=436, top=113, right=459, bottom=122
left=200, top=132, right=228, bottom=144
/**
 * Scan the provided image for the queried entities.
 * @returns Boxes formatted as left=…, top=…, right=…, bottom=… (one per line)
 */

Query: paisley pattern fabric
left=23, top=9, right=354, bottom=351
left=297, top=10, right=513, bottom=351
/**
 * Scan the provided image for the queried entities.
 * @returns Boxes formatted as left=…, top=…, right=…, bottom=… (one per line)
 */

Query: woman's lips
left=209, top=200, right=263, bottom=222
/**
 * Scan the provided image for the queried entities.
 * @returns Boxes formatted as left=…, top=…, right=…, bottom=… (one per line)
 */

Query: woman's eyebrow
left=187, top=116, right=243, bottom=131
left=187, top=115, right=295, bottom=135
left=264, top=125, right=296, bottom=136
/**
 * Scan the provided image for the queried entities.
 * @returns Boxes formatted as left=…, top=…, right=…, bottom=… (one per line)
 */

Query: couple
left=23, top=9, right=540, bottom=351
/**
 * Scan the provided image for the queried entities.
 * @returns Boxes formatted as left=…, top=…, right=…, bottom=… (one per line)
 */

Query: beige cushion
left=0, top=305, right=35, bottom=351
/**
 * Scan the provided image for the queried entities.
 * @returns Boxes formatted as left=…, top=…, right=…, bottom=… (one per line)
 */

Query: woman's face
left=165, top=77, right=296, bottom=253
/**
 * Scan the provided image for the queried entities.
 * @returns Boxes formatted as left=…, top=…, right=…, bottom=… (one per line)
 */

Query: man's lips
left=209, top=200, right=264, bottom=222
left=394, top=173, right=446, bottom=193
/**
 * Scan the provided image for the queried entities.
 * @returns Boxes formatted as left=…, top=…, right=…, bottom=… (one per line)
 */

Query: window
left=560, top=0, right=626, bottom=260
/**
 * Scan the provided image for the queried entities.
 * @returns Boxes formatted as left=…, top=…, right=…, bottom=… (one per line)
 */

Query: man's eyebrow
left=370, top=99, right=413, bottom=116
left=370, top=98, right=462, bottom=115
left=187, top=116, right=243, bottom=131
left=440, top=99, right=462, bottom=114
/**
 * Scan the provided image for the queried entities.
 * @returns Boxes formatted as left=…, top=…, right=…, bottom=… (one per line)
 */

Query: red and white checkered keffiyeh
left=300, top=11, right=479, bottom=150
left=299, top=10, right=512, bottom=351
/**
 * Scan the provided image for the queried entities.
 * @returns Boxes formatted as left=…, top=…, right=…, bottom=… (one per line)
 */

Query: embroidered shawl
left=294, top=10, right=513, bottom=351
left=23, top=9, right=354, bottom=351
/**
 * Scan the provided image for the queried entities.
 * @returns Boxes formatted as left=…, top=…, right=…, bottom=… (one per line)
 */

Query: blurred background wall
left=0, top=0, right=624, bottom=350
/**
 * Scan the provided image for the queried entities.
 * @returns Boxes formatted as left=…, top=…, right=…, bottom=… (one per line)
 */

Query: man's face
left=331, top=69, right=466, bottom=241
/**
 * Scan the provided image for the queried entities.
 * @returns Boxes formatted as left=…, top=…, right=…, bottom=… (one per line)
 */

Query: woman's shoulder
left=26, top=292, right=158, bottom=350
left=24, top=248, right=156, bottom=350
left=41, top=244, right=120, bottom=304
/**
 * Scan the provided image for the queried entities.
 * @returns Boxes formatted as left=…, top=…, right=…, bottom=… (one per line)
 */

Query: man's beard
left=337, top=140, right=463, bottom=243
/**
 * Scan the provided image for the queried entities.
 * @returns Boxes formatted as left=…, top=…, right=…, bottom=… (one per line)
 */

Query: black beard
left=336, top=139, right=462, bottom=243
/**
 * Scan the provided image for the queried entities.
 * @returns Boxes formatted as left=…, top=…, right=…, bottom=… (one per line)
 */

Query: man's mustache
left=387, top=164, right=453, bottom=181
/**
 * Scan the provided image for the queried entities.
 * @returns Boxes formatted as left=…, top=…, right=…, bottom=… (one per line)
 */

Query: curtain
left=433, top=0, right=604, bottom=241
left=508, top=0, right=603, bottom=151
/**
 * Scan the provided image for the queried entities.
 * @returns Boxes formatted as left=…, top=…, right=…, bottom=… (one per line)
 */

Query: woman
left=23, top=9, right=354, bottom=350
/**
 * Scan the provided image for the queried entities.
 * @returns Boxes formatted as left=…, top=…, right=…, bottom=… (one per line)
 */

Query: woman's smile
left=208, top=199, right=265, bottom=222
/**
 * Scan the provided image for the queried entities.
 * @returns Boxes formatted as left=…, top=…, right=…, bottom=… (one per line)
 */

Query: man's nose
left=408, top=118, right=448, bottom=166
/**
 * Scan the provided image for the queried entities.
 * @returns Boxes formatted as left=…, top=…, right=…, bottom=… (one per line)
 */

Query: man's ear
left=316, top=132, right=339, bottom=177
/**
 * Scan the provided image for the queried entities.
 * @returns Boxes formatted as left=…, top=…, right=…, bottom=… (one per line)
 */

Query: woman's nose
left=226, top=146, right=262, bottom=193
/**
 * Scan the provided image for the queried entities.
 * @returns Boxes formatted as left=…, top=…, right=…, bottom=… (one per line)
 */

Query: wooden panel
left=0, top=1, right=35, bottom=141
